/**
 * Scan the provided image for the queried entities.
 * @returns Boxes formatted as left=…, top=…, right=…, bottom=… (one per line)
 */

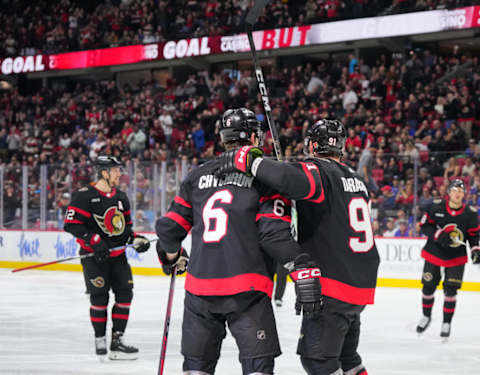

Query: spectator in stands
left=443, top=156, right=461, bottom=180
left=3, top=184, right=20, bottom=228
left=357, top=142, right=378, bottom=193
left=383, top=218, right=397, bottom=237
left=394, top=219, right=411, bottom=237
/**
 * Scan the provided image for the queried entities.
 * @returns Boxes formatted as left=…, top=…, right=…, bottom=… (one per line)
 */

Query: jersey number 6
left=202, top=190, right=233, bottom=243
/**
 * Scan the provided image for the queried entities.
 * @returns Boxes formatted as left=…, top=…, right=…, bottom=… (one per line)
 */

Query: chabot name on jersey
left=341, top=177, right=368, bottom=196
left=198, top=173, right=254, bottom=189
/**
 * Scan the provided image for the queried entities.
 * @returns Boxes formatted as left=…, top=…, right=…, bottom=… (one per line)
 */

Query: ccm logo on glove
left=291, top=268, right=321, bottom=280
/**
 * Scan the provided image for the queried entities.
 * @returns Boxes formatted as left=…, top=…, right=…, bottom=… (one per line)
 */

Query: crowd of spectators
left=0, top=0, right=476, bottom=57
left=0, top=44, right=479, bottom=234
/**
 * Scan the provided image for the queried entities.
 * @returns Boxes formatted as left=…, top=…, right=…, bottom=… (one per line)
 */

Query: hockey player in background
left=216, top=119, right=380, bottom=375
left=155, top=108, right=322, bottom=375
left=64, top=155, right=150, bottom=359
left=417, top=179, right=480, bottom=337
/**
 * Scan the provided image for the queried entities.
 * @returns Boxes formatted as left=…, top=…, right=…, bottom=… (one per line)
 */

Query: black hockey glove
left=289, top=253, right=323, bottom=319
left=129, top=233, right=150, bottom=253
left=156, top=242, right=189, bottom=275
left=471, top=246, right=480, bottom=264
left=88, top=234, right=109, bottom=263
left=434, top=228, right=453, bottom=248
left=216, top=146, right=264, bottom=177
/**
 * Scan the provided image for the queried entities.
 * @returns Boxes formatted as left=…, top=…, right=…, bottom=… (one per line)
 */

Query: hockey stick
left=158, top=266, right=178, bottom=375
left=246, top=0, right=283, bottom=162
left=11, top=240, right=157, bottom=273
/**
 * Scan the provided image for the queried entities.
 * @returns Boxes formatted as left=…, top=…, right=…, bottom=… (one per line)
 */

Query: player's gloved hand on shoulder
left=434, top=228, right=453, bottom=248
left=156, top=242, right=189, bottom=275
left=129, top=233, right=150, bottom=253
left=471, top=246, right=480, bottom=264
left=289, top=253, right=323, bottom=319
left=216, top=146, right=263, bottom=177
left=88, top=234, right=109, bottom=263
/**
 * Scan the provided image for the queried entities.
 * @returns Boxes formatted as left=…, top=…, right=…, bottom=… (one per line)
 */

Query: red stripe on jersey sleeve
left=259, top=194, right=291, bottom=206
left=320, top=276, right=376, bottom=305
left=421, top=250, right=468, bottom=267
left=185, top=273, right=274, bottom=298
left=64, top=219, right=84, bottom=224
left=468, top=225, right=480, bottom=235
left=68, top=206, right=92, bottom=218
left=300, top=162, right=317, bottom=200
left=255, top=213, right=291, bottom=223
left=423, top=213, right=435, bottom=224
left=165, top=211, right=192, bottom=232
left=174, top=196, right=192, bottom=208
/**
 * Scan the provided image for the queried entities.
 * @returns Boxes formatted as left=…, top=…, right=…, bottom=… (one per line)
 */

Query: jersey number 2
left=202, top=190, right=233, bottom=243
left=348, top=197, right=374, bottom=252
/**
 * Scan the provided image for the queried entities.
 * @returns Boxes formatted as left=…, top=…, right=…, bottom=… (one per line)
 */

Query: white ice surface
left=1, top=269, right=480, bottom=375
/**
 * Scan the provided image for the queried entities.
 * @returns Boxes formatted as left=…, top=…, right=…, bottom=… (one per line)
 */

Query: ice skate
left=440, top=323, right=451, bottom=338
left=416, top=316, right=431, bottom=333
left=109, top=331, right=138, bottom=360
left=95, top=336, right=107, bottom=360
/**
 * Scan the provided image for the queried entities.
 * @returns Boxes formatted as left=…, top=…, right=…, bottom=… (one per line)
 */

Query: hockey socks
left=112, top=302, right=131, bottom=333
left=443, top=295, right=456, bottom=324
left=421, top=293, right=434, bottom=318
left=90, top=305, right=108, bottom=337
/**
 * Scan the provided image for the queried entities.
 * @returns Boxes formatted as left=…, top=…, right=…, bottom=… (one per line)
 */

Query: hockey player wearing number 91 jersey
left=216, top=119, right=380, bottom=375
left=155, top=108, right=322, bottom=375
left=416, top=179, right=480, bottom=338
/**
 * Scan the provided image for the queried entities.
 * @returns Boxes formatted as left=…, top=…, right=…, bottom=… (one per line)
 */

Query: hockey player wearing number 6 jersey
left=216, top=119, right=380, bottom=375
left=64, top=156, right=150, bottom=360
left=155, top=108, right=322, bottom=375
left=416, top=179, right=480, bottom=338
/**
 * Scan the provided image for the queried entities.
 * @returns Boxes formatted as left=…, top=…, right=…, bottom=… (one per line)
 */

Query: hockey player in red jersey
left=416, top=179, right=480, bottom=337
left=155, top=108, right=322, bottom=375
left=64, top=156, right=150, bottom=359
left=216, top=119, right=380, bottom=375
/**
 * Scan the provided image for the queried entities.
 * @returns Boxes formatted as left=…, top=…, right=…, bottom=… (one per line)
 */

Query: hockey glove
left=289, top=253, right=323, bottom=319
left=88, top=234, right=109, bottom=263
left=130, top=233, right=150, bottom=253
left=471, top=246, right=480, bottom=264
left=156, top=242, right=189, bottom=275
left=216, top=146, right=263, bottom=177
left=434, top=228, right=453, bottom=248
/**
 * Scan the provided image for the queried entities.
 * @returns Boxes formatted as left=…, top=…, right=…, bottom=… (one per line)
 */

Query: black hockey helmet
left=220, top=108, right=263, bottom=145
left=95, top=155, right=123, bottom=179
left=447, top=178, right=465, bottom=193
left=305, top=119, right=346, bottom=156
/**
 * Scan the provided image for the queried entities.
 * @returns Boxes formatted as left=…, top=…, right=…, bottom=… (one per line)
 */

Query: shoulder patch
left=433, top=199, right=442, bottom=204
left=470, top=205, right=477, bottom=212
left=78, top=187, right=88, bottom=192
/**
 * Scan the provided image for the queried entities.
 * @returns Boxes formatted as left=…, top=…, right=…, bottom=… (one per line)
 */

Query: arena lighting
left=0, top=6, right=478, bottom=75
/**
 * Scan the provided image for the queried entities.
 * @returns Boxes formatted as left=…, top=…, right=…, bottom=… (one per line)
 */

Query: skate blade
left=108, top=351, right=138, bottom=360
left=97, top=354, right=107, bottom=362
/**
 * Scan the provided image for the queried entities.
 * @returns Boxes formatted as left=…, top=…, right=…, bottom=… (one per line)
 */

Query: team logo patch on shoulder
left=90, top=276, right=105, bottom=288
left=433, top=199, right=442, bottom=204
left=79, top=187, right=88, bottom=192
left=93, top=206, right=126, bottom=236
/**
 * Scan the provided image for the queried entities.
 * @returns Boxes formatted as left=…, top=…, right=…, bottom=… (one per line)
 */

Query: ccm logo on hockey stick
left=255, top=68, right=271, bottom=111
left=291, top=268, right=321, bottom=280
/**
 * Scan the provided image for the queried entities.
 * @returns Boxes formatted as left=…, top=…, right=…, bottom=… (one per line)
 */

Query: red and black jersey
left=254, top=157, right=380, bottom=305
left=63, top=185, right=133, bottom=257
left=420, top=199, right=479, bottom=267
left=155, top=159, right=301, bottom=298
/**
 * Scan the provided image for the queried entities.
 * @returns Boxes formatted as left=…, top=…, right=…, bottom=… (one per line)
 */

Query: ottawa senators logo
left=93, top=206, right=126, bottom=236
left=90, top=276, right=105, bottom=288
left=442, top=223, right=464, bottom=247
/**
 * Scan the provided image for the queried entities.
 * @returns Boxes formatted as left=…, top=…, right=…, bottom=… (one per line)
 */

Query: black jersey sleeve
left=256, top=192, right=302, bottom=265
left=254, top=158, right=325, bottom=202
left=466, top=207, right=480, bottom=247
left=420, top=204, right=437, bottom=239
left=63, top=189, right=93, bottom=241
left=155, top=178, right=193, bottom=254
